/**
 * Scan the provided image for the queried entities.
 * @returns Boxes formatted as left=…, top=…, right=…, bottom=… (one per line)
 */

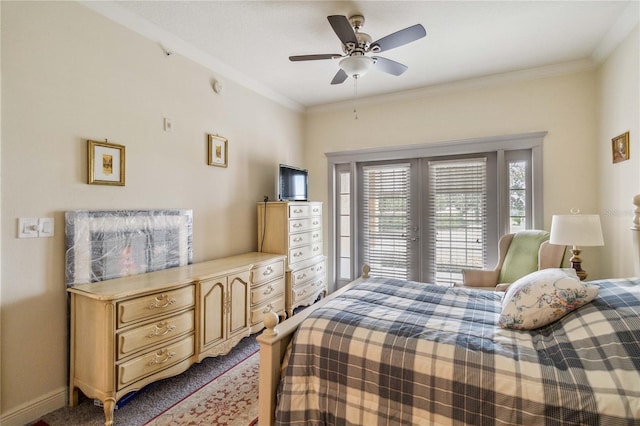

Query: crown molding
left=80, top=1, right=304, bottom=112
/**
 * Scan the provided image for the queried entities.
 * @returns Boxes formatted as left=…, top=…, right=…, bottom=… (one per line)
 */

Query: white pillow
left=498, top=268, right=598, bottom=330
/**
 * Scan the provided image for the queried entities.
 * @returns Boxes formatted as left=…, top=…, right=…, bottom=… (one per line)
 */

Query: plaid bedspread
left=275, top=277, right=640, bottom=425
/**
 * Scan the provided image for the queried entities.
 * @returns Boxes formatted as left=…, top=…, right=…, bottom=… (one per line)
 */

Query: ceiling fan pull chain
left=353, top=76, right=359, bottom=120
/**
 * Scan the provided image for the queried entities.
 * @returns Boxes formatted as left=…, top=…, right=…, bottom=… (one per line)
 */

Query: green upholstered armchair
left=461, top=230, right=566, bottom=291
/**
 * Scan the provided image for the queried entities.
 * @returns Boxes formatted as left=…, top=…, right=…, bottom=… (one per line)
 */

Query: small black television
left=278, top=164, right=308, bottom=201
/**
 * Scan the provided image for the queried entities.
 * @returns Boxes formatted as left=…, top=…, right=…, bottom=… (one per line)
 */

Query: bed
left=257, top=195, right=640, bottom=425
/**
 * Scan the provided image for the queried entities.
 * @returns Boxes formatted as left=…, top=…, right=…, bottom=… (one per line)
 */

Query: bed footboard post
left=257, top=312, right=282, bottom=426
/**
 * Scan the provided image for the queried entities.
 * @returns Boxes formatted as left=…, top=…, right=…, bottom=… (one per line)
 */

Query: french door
left=359, top=161, right=420, bottom=280
left=358, top=155, right=497, bottom=285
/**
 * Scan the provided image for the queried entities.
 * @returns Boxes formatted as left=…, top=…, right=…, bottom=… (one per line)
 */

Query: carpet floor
left=32, top=333, right=259, bottom=426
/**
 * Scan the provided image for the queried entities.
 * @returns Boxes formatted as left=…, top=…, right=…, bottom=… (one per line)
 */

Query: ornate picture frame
left=208, top=134, right=228, bottom=167
left=88, top=140, right=126, bottom=185
left=612, top=131, right=630, bottom=164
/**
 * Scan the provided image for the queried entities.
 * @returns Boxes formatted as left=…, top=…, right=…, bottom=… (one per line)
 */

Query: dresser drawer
left=289, top=218, right=311, bottom=233
left=310, top=229, right=322, bottom=243
left=117, top=309, right=195, bottom=360
left=288, top=244, right=312, bottom=264
left=288, top=242, right=323, bottom=266
left=117, top=334, right=194, bottom=390
left=252, top=259, right=285, bottom=286
left=117, top=286, right=195, bottom=327
left=291, top=262, right=322, bottom=287
left=292, top=277, right=325, bottom=304
left=250, top=295, right=285, bottom=325
left=309, top=216, right=322, bottom=230
left=251, top=277, right=285, bottom=306
left=289, top=230, right=321, bottom=248
left=289, top=232, right=311, bottom=248
left=310, top=204, right=322, bottom=217
left=288, top=204, right=310, bottom=219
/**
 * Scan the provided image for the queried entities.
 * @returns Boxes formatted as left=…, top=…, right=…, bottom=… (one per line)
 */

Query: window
left=336, top=166, right=352, bottom=284
left=505, top=150, right=532, bottom=233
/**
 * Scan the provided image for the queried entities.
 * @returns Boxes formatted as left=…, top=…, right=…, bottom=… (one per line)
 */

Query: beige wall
left=0, top=2, right=303, bottom=423
left=597, top=24, right=640, bottom=277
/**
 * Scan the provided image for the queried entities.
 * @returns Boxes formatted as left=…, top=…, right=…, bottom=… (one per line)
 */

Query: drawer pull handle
left=149, top=295, right=176, bottom=310
left=313, top=208, right=319, bottom=213
left=293, top=208, right=303, bottom=213
left=263, top=304, right=273, bottom=313
left=293, top=251, right=303, bottom=258
left=296, top=273, right=307, bottom=280
left=263, top=266, right=273, bottom=276
left=313, top=247, right=319, bottom=252
left=297, top=289, right=307, bottom=297
left=263, top=285, right=274, bottom=295
left=312, top=221, right=319, bottom=226
left=292, top=223, right=303, bottom=228
left=293, top=237, right=303, bottom=243
left=148, top=321, right=177, bottom=338
left=148, top=349, right=175, bottom=366
left=312, top=234, right=319, bottom=238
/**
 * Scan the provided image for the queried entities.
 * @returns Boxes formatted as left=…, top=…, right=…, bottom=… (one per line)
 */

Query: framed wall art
left=208, top=134, right=228, bottom=167
left=88, top=140, right=126, bottom=185
left=612, top=131, right=630, bottom=163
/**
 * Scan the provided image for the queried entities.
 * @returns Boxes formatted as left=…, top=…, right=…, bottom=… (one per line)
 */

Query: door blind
left=362, top=164, right=411, bottom=280
left=427, top=158, right=487, bottom=286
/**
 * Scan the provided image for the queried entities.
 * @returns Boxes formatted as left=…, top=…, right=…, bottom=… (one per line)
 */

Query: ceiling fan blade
left=330, top=69, right=348, bottom=85
left=371, top=24, right=426, bottom=53
left=327, top=15, right=358, bottom=47
left=289, top=54, right=343, bottom=61
left=372, top=56, right=408, bottom=76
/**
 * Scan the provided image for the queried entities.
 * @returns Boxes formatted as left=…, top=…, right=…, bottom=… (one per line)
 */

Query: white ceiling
left=85, top=1, right=638, bottom=111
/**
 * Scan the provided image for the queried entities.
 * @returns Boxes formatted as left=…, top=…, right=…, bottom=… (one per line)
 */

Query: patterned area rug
left=145, top=352, right=259, bottom=426
left=32, top=334, right=260, bottom=425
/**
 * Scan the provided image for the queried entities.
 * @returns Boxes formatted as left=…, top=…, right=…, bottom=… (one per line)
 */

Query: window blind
left=362, top=164, right=411, bottom=280
left=427, top=158, right=487, bottom=286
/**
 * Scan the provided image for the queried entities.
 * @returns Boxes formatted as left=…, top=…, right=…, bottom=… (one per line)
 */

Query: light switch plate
left=39, top=217, right=54, bottom=237
left=18, top=218, right=39, bottom=238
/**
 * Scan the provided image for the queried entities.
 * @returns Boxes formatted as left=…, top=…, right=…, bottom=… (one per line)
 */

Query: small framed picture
left=612, top=131, right=630, bottom=163
left=88, top=140, right=125, bottom=185
left=208, top=134, right=228, bottom=167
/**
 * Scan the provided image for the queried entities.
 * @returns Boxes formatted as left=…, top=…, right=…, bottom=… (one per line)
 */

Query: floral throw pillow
left=499, top=268, right=598, bottom=330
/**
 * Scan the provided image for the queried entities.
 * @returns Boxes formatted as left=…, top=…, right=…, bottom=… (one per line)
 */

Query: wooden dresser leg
left=103, top=398, right=115, bottom=426
left=69, top=387, right=79, bottom=407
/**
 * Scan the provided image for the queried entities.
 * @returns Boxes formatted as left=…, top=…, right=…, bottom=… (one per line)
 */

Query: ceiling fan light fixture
left=339, top=56, right=374, bottom=78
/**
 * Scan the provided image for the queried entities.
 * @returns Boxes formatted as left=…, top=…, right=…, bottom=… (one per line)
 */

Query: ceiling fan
left=289, top=15, right=426, bottom=85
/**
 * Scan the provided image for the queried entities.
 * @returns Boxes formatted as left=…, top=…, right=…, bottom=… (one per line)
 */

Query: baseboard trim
left=0, top=387, right=66, bottom=426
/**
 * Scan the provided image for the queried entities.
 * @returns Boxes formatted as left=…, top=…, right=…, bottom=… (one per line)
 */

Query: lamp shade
left=549, top=214, right=604, bottom=246
left=339, top=56, right=374, bottom=78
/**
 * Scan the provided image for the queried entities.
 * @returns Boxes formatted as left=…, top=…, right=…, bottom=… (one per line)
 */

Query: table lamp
left=550, top=213, right=604, bottom=280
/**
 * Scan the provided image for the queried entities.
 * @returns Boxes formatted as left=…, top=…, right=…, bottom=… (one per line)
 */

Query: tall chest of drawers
left=257, top=201, right=326, bottom=316
left=67, top=252, right=285, bottom=426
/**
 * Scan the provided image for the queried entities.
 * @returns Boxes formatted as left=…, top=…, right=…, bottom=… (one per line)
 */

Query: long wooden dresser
left=257, top=201, right=326, bottom=317
left=67, top=251, right=285, bottom=426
